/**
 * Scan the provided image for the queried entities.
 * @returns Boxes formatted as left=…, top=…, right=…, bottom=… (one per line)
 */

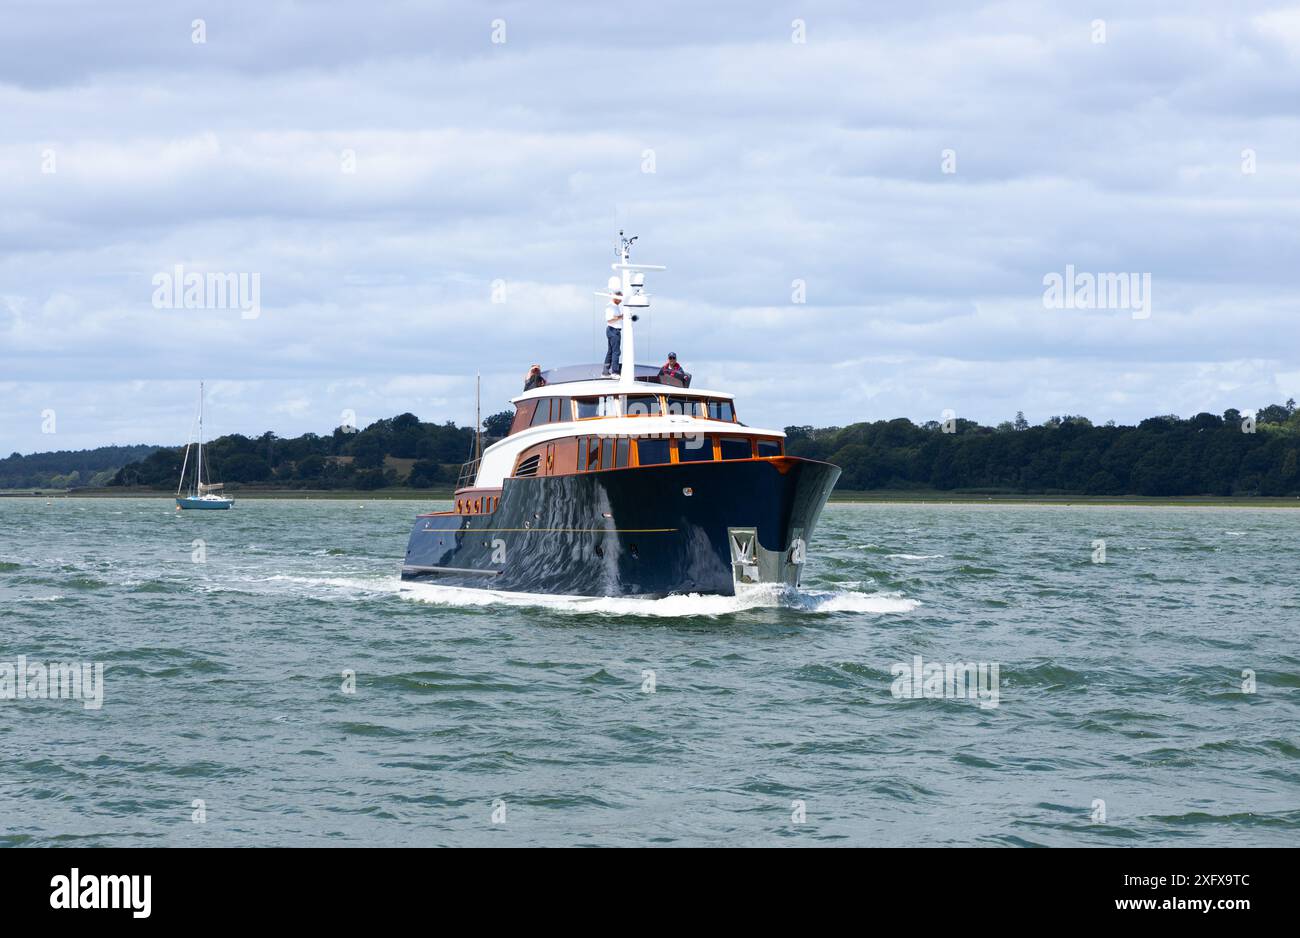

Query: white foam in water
left=253, top=574, right=401, bottom=597
left=804, top=591, right=920, bottom=613
left=885, top=553, right=944, bottom=561
left=400, top=580, right=918, bottom=618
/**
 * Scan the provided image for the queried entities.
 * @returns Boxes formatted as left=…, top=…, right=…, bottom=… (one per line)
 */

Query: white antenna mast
left=595, top=231, right=665, bottom=386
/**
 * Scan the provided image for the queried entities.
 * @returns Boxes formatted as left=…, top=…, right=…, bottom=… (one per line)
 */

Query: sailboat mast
left=196, top=381, right=204, bottom=495
left=475, top=373, right=481, bottom=462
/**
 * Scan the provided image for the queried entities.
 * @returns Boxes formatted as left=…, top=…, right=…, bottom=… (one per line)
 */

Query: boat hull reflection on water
left=401, top=456, right=840, bottom=597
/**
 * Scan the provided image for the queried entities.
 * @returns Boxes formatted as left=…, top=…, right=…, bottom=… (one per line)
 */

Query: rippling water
left=1, top=497, right=1296, bottom=846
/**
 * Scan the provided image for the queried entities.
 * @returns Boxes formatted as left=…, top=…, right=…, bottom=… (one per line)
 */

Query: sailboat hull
left=176, top=497, right=233, bottom=510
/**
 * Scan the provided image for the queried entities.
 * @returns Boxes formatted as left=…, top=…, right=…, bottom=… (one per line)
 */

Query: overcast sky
left=3, top=0, right=1299, bottom=454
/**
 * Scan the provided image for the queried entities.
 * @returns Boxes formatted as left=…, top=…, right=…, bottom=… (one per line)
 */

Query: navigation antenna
left=596, top=231, right=665, bottom=386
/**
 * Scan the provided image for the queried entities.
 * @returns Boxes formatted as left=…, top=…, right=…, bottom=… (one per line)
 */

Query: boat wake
left=399, top=580, right=919, bottom=618
left=245, top=573, right=401, bottom=600
left=229, top=573, right=918, bottom=618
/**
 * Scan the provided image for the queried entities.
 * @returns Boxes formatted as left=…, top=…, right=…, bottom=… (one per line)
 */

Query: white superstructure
left=464, top=234, right=785, bottom=490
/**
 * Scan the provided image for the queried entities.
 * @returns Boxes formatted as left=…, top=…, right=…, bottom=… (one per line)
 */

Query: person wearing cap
left=657, top=352, right=691, bottom=387
left=602, top=291, right=623, bottom=377
left=523, top=364, right=547, bottom=391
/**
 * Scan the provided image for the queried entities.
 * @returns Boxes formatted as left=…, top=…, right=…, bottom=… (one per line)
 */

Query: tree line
left=0, top=445, right=160, bottom=491
left=784, top=402, right=1300, bottom=496
left=108, top=413, right=500, bottom=491
left=8, top=400, right=1300, bottom=496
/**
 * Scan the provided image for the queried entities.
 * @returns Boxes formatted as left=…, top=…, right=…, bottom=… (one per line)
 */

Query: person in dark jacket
left=523, top=364, right=546, bottom=391
left=657, top=352, right=691, bottom=387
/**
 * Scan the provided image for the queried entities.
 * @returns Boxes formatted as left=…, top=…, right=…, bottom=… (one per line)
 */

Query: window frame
left=635, top=437, right=671, bottom=466
left=719, top=436, right=754, bottom=460
left=663, top=396, right=702, bottom=418
left=706, top=399, right=735, bottom=423
left=675, top=433, right=713, bottom=463
left=623, top=394, right=663, bottom=418
left=574, top=395, right=619, bottom=420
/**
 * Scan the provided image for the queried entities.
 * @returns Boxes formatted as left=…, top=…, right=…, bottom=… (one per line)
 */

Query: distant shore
left=830, top=491, right=1300, bottom=508
left=0, top=487, right=453, bottom=500
left=5, top=487, right=1300, bottom=507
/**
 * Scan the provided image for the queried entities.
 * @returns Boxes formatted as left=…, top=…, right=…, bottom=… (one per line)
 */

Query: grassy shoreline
left=6, top=487, right=1300, bottom=507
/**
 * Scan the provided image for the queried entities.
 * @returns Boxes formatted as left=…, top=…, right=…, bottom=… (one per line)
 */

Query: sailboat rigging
left=176, top=381, right=234, bottom=510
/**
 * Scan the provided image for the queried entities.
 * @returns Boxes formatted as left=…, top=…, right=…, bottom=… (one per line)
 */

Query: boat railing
left=537, top=363, right=686, bottom=387
left=456, top=457, right=481, bottom=491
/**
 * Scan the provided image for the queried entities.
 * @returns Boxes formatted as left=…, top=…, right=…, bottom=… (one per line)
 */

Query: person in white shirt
left=602, top=291, right=624, bottom=376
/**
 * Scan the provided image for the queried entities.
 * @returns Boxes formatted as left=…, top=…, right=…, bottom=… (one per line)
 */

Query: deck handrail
left=456, top=456, right=481, bottom=490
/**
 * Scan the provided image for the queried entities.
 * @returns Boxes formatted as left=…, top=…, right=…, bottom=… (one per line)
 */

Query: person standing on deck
left=602, top=291, right=623, bottom=377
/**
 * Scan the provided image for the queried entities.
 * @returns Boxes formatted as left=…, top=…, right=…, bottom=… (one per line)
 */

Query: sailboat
left=176, top=381, right=234, bottom=510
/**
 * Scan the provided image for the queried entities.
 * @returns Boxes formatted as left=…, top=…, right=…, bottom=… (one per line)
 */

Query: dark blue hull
left=400, top=457, right=840, bottom=597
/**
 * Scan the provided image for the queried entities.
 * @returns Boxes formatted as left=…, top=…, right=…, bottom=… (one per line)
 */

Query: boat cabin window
left=529, top=397, right=570, bottom=427
left=719, top=437, right=753, bottom=460
left=676, top=434, right=713, bottom=463
left=636, top=437, right=670, bottom=465
left=510, top=399, right=538, bottom=434
left=706, top=400, right=734, bottom=422
left=577, top=435, right=624, bottom=471
left=664, top=396, right=703, bottom=418
left=574, top=395, right=618, bottom=419
left=624, top=394, right=662, bottom=417
left=756, top=439, right=782, bottom=458
left=616, top=438, right=630, bottom=468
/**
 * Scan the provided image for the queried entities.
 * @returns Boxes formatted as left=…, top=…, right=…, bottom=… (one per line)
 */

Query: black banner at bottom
left=0, top=846, right=1280, bottom=923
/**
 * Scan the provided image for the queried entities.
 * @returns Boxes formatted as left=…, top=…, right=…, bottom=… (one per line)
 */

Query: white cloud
left=1, top=0, right=1297, bottom=453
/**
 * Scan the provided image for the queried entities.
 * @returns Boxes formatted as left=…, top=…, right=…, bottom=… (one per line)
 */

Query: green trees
left=107, top=416, right=474, bottom=491
left=784, top=403, right=1300, bottom=496
left=483, top=411, right=513, bottom=438
left=0, top=445, right=160, bottom=490
left=36, top=398, right=1300, bottom=496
